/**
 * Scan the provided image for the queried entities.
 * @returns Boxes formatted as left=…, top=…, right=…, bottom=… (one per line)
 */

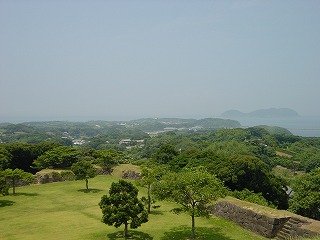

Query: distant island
left=221, top=108, right=300, bottom=119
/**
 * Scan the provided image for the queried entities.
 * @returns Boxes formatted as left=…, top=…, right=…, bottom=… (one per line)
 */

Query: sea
left=232, top=116, right=320, bottom=137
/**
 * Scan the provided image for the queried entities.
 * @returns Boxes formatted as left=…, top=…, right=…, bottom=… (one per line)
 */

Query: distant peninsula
left=221, top=108, right=300, bottom=119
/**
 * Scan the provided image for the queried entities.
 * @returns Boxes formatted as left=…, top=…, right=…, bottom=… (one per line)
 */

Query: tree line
left=1, top=126, right=320, bottom=227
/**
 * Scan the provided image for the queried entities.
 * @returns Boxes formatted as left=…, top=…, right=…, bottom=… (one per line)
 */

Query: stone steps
left=275, top=218, right=302, bottom=240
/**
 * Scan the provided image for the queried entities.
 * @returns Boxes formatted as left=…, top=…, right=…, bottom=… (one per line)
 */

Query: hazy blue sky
left=1, top=0, right=320, bottom=122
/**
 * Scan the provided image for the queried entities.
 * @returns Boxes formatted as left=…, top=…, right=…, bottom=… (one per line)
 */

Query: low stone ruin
left=35, top=170, right=75, bottom=184
left=209, top=199, right=320, bottom=239
left=122, top=170, right=141, bottom=180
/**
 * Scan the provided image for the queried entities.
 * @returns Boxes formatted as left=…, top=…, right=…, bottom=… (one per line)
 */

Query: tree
left=0, top=170, right=9, bottom=196
left=4, top=168, right=34, bottom=194
left=152, top=144, right=179, bottom=164
left=136, top=164, right=166, bottom=213
left=3, top=142, right=61, bottom=173
left=99, top=180, right=148, bottom=238
left=152, top=167, right=227, bottom=239
left=71, top=160, right=97, bottom=190
left=93, top=149, right=121, bottom=172
left=0, top=146, right=12, bottom=170
left=5, top=143, right=35, bottom=173
left=208, top=154, right=288, bottom=209
left=34, top=146, right=81, bottom=169
left=232, top=189, right=275, bottom=208
left=289, top=167, right=320, bottom=220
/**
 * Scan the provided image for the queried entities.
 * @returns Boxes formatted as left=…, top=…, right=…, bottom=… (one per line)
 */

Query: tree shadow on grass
left=77, top=188, right=103, bottom=193
left=14, top=192, right=39, bottom=196
left=149, top=210, right=164, bottom=215
left=161, top=225, right=232, bottom=240
left=0, top=199, right=15, bottom=207
left=107, top=230, right=153, bottom=240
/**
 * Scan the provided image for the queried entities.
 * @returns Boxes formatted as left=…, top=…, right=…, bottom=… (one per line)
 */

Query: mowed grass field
left=0, top=174, right=267, bottom=240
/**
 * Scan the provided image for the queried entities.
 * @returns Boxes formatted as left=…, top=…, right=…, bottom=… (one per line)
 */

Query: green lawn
left=0, top=175, right=267, bottom=240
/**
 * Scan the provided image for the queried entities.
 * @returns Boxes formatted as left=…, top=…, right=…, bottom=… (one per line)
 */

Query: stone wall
left=122, top=170, right=141, bottom=180
left=209, top=201, right=288, bottom=238
left=209, top=200, right=320, bottom=239
left=35, top=170, right=75, bottom=184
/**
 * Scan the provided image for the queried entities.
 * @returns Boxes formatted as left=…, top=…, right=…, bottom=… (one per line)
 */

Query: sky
left=1, top=0, right=320, bottom=122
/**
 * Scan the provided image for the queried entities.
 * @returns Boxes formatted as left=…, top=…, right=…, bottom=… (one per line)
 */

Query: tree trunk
left=85, top=178, right=89, bottom=190
left=147, top=184, right=151, bottom=213
left=124, top=222, right=129, bottom=239
left=12, top=179, right=16, bottom=195
left=191, top=214, right=195, bottom=239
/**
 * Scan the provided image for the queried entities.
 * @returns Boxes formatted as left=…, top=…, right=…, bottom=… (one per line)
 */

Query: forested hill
left=0, top=118, right=241, bottom=134
left=130, top=118, right=241, bottom=132
left=0, top=118, right=241, bottom=143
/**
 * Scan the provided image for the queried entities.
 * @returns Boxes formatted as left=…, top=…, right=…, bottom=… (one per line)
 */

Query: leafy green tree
left=0, top=146, right=12, bottom=170
left=289, top=167, right=320, bottom=220
left=34, top=146, right=81, bottom=169
left=99, top=180, right=148, bottom=238
left=4, top=168, right=34, bottom=194
left=93, top=149, right=121, bottom=170
left=152, top=167, right=227, bottom=239
left=209, top=154, right=288, bottom=209
left=71, top=160, right=97, bottom=190
left=167, top=150, right=194, bottom=171
left=152, top=144, right=179, bottom=164
left=60, top=170, right=76, bottom=181
left=0, top=170, right=9, bottom=196
left=206, top=141, right=252, bottom=157
left=5, top=143, right=35, bottom=173
left=136, top=165, right=166, bottom=213
left=214, top=128, right=250, bottom=142
left=4, top=142, right=61, bottom=173
left=232, top=189, right=275, bottom=208
left=247, top=127, right=270, bottom=139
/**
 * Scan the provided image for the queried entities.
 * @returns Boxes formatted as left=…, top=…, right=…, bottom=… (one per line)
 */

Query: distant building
left=119, top=139, right=132, bottom=145
left=73, top=139, right=86, bottom=145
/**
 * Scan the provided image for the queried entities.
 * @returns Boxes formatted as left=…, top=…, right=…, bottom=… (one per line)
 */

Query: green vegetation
left=0, top=118, right=240, bottom=144
left=231, top=189, right=275, bottom=208
left=1, top=120, right=320, bottom=223
left=0, top=170, right=9, bottom=195
left=256, top=125, right=293, bottom=135
left=136, top=165, right=165, bottom=213
left=3, top=168, right=34, bottom=194
left=152, top=167, right=227, bottom=238
left=289, top=168, right=320, bottom=220
left=34, top=146, right=82, bottom=169
left=99, top=180, right=148, bottom=238
left=0, top=175, right=267, bottom=240
left=71, top=160, right=97, bottom=190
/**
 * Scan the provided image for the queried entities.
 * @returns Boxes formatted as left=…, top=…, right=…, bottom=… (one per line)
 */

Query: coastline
left=235, top=116, right=320, bottom=137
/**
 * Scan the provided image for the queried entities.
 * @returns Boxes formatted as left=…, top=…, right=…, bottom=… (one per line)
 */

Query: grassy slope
left=0, top=175, right=267, bottom=240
